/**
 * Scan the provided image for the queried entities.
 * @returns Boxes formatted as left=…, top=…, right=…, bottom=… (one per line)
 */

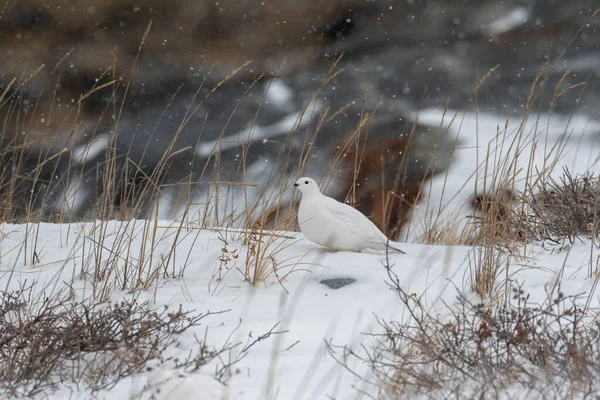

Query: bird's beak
left=293, top=183, right=299, bottom=187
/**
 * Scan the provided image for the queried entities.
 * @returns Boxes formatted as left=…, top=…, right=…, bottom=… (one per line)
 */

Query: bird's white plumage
left=294, top=177, right=406, bottom=253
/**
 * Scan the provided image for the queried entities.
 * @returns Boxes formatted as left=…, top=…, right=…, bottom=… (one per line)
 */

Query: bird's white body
left=294, top=177, right=406, bottom=253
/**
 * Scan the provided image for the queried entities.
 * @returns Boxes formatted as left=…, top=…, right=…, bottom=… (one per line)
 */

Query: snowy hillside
left=1, top=220, right=599, bottom=399
left=2, top=110, right=600, bottom=399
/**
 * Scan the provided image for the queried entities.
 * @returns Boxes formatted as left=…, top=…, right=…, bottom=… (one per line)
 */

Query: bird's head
left=293, top=177, right=320, bottom=195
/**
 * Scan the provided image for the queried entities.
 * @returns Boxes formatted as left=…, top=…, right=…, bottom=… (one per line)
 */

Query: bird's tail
left=385, top=240, right=406, bottom=254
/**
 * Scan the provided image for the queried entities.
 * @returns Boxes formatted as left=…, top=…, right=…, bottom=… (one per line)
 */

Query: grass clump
left=210, top=225, right=304, bottom=292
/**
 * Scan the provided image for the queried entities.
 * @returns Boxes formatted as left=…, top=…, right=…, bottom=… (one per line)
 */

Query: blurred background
left=0, top=0, right=598, bottom=237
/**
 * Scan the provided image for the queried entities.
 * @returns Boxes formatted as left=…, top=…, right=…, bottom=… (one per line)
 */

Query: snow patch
left=487, top=6, right=530, bottom=35
left=73, top=134, right=109, bottom=164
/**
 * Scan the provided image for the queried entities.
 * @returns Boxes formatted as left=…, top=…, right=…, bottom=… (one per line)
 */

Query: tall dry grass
left=0, top=3, right=597, bottom=323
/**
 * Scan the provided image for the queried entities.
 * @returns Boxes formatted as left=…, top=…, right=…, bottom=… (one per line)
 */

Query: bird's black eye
left=305, top=181, right=309, bottom=184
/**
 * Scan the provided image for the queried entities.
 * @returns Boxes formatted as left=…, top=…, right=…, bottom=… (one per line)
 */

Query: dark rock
left=320, top=278, right=356, bottom=290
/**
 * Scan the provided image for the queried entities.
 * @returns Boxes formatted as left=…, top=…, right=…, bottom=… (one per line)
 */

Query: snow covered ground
left=1, top=110, right=600, bottom=399
left=2, top=221, right=598, bottom=399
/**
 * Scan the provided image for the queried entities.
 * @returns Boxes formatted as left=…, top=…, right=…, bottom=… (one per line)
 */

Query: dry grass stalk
left=242, top=221, right=302, bottom=289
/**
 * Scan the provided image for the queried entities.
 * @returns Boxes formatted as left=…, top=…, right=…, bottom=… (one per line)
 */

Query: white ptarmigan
left=294, top=177, right=406, bottom=253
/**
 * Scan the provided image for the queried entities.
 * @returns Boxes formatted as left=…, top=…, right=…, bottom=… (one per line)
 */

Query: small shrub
left=0, top=282, right=214, bottom=397
left=508, top=169, right=600, bottom=250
